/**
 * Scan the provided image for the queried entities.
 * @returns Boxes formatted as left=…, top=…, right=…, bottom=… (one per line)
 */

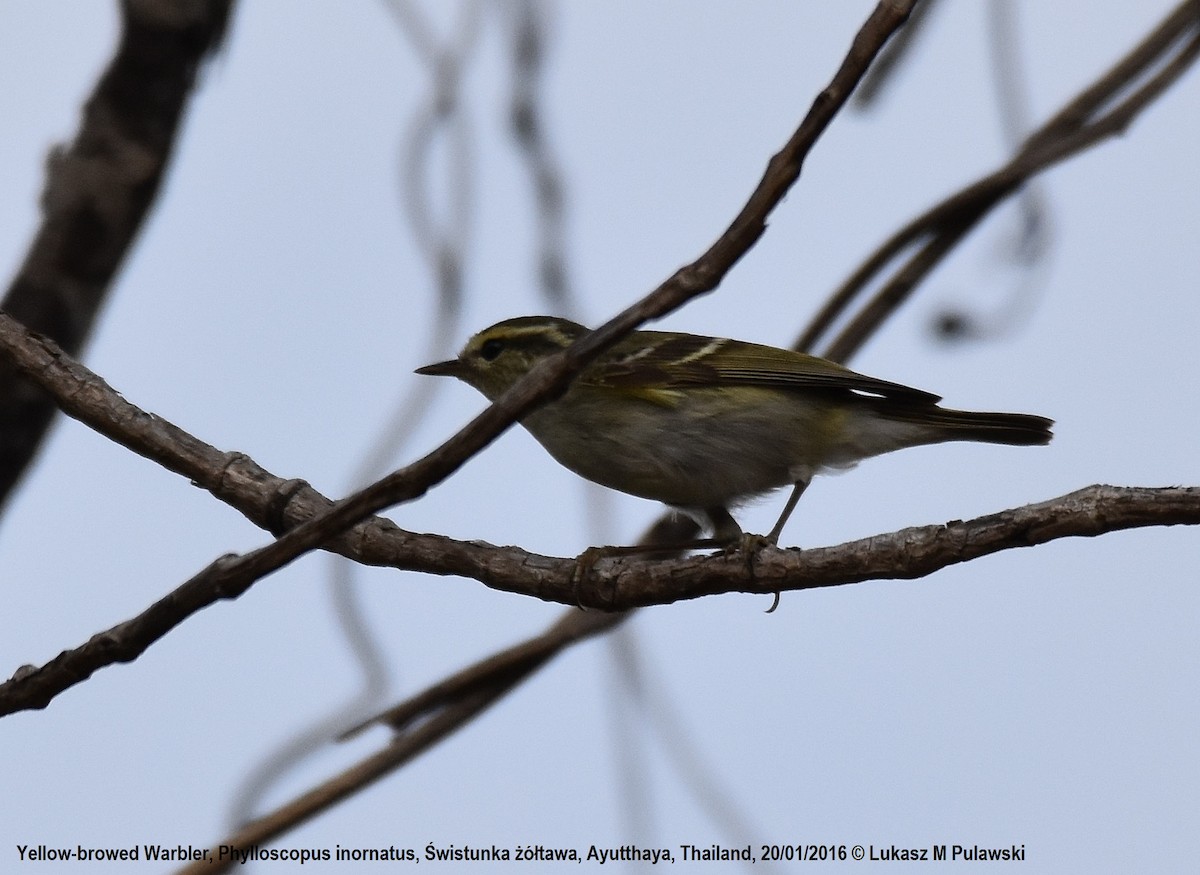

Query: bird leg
left=766, top=476, right=810, bottom=545
left=755, top=477, right=812, bottom=612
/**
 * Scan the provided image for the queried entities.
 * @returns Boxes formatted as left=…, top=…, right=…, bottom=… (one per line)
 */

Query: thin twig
left=802, top=0, right=1200, bottom=358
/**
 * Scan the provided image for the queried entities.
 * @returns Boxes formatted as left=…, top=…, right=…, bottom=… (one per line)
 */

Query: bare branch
left=0, top=0, right=233, bottom=511
left=170, top=484, right=1199, bottom=865
left=801, top=0, right=1200, bottom=359
left=196, top=1, right=1200, bottom=847
left=576, top=486, right=1200, bottom=608
left=0, top=2, right=918, bottom=716
left=14, top=296, right=1193, bottom=719
left=853, top=0, right=944, bottom=108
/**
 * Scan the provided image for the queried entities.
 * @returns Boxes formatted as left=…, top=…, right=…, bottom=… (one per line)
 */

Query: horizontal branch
left=572, top=485, right=1200, bottom=607
left=3, top=483, right=1195, bottom=718
left=169, top=484, right=1198, bottom=866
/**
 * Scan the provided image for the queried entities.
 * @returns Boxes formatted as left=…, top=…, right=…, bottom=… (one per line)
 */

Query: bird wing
left=585, top=332, right=942, bottom=403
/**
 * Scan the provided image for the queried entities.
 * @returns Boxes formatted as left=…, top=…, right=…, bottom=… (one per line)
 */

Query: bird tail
left=889, top=405, right=1053, bottom=447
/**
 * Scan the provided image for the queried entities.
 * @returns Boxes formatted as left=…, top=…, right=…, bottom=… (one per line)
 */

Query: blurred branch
left=163, top=484, right=1200, bottom=865
left=331, top=485, right=1198, bottom=718
left=508, top=0, right=574, bottom=310
left=226, top=0, right=491, bottom=830
left=931, top=0, right=1053, bottom=344
left=804, top=0, right=1200, bottom=359
left=0, top=0, right=233, bottom=514
left=344, top=514, right=699, bottom=739
left=0, top=0, right=919, bottom=716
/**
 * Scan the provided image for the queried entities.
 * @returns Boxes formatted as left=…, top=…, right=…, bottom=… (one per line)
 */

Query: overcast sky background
left=2, top=2, right=1197, bottom=873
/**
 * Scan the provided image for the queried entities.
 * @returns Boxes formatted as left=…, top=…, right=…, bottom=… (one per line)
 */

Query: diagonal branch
left=802, top=0, right=1200, bottom=359
left=0, top=1, right=919, bottom=717
left=0, top=0, right=234, bottom=512
left=184, top=1, right=1200, bottom=852
left=174, top=484, right=1200, bottom=866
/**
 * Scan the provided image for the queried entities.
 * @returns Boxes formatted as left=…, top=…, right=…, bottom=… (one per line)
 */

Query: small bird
left=418, top=316, right=1053, bottom=545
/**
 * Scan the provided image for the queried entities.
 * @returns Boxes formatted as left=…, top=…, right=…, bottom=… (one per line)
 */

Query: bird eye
left=480, top=338, right=504, bottom=361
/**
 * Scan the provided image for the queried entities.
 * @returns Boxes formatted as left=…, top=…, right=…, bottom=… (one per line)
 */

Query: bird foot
left=716, top=531, right=784, bottom=613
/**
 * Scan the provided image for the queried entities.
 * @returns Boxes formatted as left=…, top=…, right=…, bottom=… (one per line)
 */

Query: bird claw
left=715, top=532, right=783, bottom=613
left=734, top=531, right=779, bottom=553
left=570, top=545, right=615, bottom=610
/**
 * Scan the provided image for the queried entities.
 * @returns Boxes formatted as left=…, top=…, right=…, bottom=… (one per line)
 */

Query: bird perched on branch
left=419, top=316, right=1053, bottom=545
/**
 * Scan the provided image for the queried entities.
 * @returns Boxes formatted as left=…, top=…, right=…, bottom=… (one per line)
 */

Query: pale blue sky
left=2, top=3, right=1197, bottom=873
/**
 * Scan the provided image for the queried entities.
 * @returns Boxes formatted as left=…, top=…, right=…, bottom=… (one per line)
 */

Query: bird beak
left=415, top=359, right=463, bottom=378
